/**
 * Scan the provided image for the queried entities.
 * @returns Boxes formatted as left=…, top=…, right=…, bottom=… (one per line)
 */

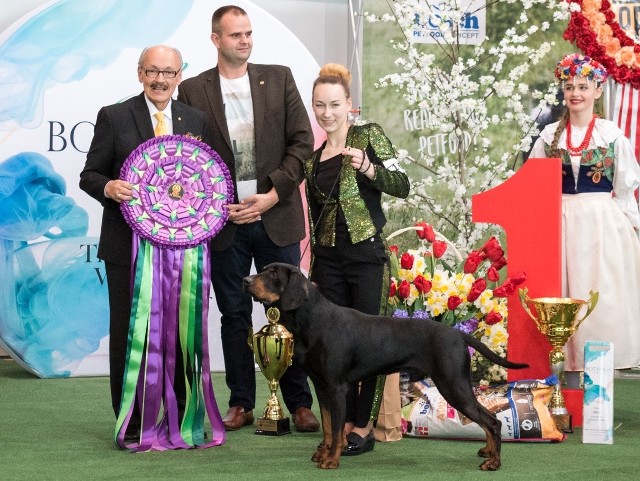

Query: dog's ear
left=280, top=270, right=309, bottom=311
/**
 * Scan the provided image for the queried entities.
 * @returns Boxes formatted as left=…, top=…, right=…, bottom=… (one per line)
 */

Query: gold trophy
left=519, top=288, right=598, bottom=432
left=248, top=307, right=294, bottom=435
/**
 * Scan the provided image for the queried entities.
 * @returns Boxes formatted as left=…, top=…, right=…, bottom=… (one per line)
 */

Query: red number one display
left=472, top=158, right=561, bottom=380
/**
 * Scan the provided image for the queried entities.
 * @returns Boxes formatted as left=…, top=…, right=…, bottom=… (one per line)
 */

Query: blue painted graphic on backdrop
left=0, top=0, right=194, bottom=129
left=0, top=0, right=192, bottom=376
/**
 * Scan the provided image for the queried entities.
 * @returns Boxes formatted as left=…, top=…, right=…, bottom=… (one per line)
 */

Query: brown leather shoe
left=222, top=406, right=254, bottom=431
left=293, top=407, right=320, bottom=432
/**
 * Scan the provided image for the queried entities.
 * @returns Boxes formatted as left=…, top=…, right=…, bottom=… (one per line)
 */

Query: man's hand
left=227, top=188, right=279, bottom=224
left=105, top=179, right=133, bottom=203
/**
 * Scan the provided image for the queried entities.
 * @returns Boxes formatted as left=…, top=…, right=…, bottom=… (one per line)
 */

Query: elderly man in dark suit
left=79, top=45, right=208, bottom=438
left=177, top=5, right=319, bottom=432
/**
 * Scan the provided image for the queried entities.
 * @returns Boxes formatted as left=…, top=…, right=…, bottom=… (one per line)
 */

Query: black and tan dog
left=243, top=263, right=528, bottom=470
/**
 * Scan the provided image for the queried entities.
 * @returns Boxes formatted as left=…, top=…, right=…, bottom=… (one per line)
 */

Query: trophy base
left=552, top=413, right=573, bottom=433
left=255, top=417, right=291, bottom=436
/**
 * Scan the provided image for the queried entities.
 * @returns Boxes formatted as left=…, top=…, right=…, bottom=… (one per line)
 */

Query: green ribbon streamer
left=115, top=240, right=154, bottom=441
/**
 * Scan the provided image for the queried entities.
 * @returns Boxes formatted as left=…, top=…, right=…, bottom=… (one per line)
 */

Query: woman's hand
left=343, top=146, right=375, bottom=180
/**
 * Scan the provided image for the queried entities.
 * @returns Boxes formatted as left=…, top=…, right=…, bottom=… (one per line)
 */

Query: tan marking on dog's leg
left=312, top=407, right=332, bottom=464
left=318, top=410, right=343, bottom=469
left=478, top=426, right=501, bottom=471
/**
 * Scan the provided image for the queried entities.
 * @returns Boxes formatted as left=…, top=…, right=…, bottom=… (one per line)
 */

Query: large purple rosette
left=120, top=135, right=233, bottom=249
left=115, top=135, right=232, bottom=452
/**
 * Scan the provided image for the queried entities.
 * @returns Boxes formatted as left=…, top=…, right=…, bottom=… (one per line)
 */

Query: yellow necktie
left=154, top=111, right=168, bottom=136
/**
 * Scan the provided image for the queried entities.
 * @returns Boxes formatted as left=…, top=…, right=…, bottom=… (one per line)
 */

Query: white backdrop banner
left=0, top=0, right=329, bottom=377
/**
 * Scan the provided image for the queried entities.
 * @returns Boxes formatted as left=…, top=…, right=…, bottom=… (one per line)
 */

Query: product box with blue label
left=582, top=341, right=614, bottom=444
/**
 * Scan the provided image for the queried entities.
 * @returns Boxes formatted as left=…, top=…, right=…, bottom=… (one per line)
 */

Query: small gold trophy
left=519, top=288, right=598, bottom=432
left=248, top=307, right=294, bottom=435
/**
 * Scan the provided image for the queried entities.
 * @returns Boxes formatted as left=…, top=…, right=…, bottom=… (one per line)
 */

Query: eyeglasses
left=143, top=68, right=180, bottom=79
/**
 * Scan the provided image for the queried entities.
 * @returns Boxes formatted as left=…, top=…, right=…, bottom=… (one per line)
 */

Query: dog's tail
left=461, top=332, right=529, bottom=369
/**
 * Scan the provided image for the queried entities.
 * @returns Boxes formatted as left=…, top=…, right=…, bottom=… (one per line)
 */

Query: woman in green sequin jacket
left=302, top=64, right=410, bottom=455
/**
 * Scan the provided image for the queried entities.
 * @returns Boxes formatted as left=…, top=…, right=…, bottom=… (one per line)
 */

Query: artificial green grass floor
left=1, top=359, right=638, bottom=481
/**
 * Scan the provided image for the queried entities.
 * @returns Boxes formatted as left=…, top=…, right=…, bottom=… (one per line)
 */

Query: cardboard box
left=582, top=341, right=614, bottom=444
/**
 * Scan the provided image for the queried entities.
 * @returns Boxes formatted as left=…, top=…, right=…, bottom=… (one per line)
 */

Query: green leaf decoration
left=198, top=219, right=210, bottom=231
left=136, top=212, right=150, bottom=222
left=186, top=206, right=196, bottom=217
left=170, top=210, right=178, bottom=223
left=152, top=202, right=164, bottom=212
left=202, top=160, right=214, bottom=171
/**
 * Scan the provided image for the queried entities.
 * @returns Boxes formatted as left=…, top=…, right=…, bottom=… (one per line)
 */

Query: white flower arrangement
left=365, top=0, right=570, bottom=250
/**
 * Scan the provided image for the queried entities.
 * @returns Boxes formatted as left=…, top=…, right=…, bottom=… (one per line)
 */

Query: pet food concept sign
left=0, top=0, right=322, bottom=377
left=411, top=0, right=486, bottom=45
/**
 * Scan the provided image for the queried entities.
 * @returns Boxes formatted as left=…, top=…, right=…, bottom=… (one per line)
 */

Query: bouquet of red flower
left=387, top=222, right=526, bottom=384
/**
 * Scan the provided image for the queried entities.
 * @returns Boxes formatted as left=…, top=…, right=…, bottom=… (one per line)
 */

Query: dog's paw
left=477, top=446, right=492, bottom=458
left=479, top=457, right=501, bottom=471
left=318, top=458, right=340, bottom=469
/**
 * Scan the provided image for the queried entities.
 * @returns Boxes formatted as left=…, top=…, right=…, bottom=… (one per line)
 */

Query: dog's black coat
left=244, top=263, right=528, bottom=470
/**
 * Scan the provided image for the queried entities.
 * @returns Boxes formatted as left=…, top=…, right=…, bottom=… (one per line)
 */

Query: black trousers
left=311, top=232, right=388, bottom=427
left=210, top=221, right=313, bottom=413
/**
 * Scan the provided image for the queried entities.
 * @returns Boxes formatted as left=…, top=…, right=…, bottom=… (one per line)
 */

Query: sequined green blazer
left=303, top=123, right=410, bottom=249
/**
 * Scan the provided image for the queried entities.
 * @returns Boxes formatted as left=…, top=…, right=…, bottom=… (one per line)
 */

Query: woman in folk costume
left=530, top=53, right=640, bottom=385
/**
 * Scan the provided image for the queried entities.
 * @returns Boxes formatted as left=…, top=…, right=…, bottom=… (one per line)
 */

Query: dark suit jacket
left=177, top=63, right=313, bottom=250
left=79, top=93, right=207, bottom=266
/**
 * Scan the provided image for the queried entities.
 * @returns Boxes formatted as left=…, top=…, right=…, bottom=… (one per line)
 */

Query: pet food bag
left=401, top=376, right=565, bottom=441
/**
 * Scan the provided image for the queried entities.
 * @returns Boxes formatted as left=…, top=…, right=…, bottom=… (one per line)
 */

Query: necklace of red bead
left=566, top=115, right=596, bottom=156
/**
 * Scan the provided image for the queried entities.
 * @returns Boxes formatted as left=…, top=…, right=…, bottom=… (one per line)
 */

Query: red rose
left=389, top=280, right=397, bottom=297
left=467, top=278, right=487, bottom=302
left=491, top=256, right=507, bottom=271
left=485, top=311, right=503, bottom=325
left=486, top=266, right=499, bottom=282
left=397, top=280, right=411, bottom=299
left=389, top=245, right=399, bottom=255
left=400, top=252, right=414, bottom=270
left=432, top=240, right=447, bottom=258
left=414, top=275, right=432, bottom=294
left=481, top=237, right=503, bottom=262
left=415, top=221, right=436, bottom=242
left=447, top=295, right=462, bottom=310
left=463, top=250, right=483, bottom=274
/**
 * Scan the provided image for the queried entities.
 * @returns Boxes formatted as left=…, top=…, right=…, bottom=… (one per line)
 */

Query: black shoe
left=342, top=430, right=375, bottom=456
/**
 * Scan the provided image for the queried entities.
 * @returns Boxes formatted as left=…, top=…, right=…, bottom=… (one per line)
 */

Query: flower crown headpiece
left=554, top=53, right=608, bottom=84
